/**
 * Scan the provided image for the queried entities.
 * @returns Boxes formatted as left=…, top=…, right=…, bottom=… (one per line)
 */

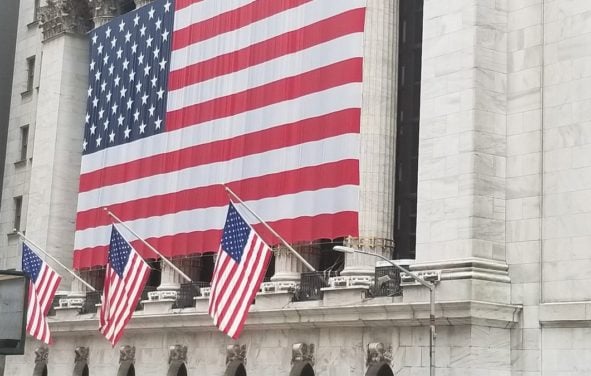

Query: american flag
left=99, top=226, right=151, bottom=346
left=209, top=203, right=272, bottom=339
left=21, top=243, right=62, bottom=344
left=74, top=0, right=365, bottom=269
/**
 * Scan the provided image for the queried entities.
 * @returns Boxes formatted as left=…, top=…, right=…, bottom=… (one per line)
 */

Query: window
left=394, top=0, right=423, bottom=259
left=20, top=125, right=29, bottom=161
left=26, top=56, right=35, bottom=93
left=33, top=0, right=40, bottom=22
left=13, top=196, right=22, bottom=232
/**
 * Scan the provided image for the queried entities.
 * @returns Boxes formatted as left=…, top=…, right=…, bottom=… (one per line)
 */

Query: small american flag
left=99, top=226, right=151, bottom=346
left=21, top=243, right=62, bottom=344
left=209, top=203, right=272, bottom=339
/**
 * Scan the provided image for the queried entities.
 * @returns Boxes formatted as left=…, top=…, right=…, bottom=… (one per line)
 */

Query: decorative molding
left=169, top=344, right=188, bottom=364
left=119, top=345, right=135, bottom=363
left=366, top=343, right=392, bottom=367
left=409, top=258, right=510, bottom=283
left=89, top=0, right=120, bottom=27
left=75, top=346, right=89, bottom=363
left=35, top=347, right=49, bottom=363
left=291, top=343, right=314, bottom=365
left=344, top=236, right=395, bottom=251
left=38, top=0, right=93, bottom=41
left=226, top=344, right=246, bottom=365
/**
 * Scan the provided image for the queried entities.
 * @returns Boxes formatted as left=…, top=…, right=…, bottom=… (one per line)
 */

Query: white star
left=138, top=53, right=144, bottom=65
left=85, top=113, right=90, bottom=123
left=159, top=58, right=167, bottom=71
left=87, top=86, right=92, bottom=97
left=96, top=135, right=102, bottom=146
left=116, top=47, right=123, bottom=59
left=122, top=59, right=130, bottom=71
left=83, top=139, right=88, bottom=151
left=140, top=25, right=146, bottom=37
left=144, top=64, right=151, bottom=76
left=136, top=81, right=143, bottom=93
left=91, top=34, right=98, bottom=44
left=148, top=105, right=155, bottom=117
left=117, top=114, right=124, bottom=126
left=156, top=87, right=165, bottom=99
left=110, top=37, right=117, bottom=48
left=155, top=117, right=162, bottom=129
left=120, top=86, right=127, bottom=98
left=108, top=64, right=114, bottom=75
left=103, top=119, right=109, bottom=130
left=125, top=30, right=132, bottom=43
left=100, top=81, right=107, bottom=92
left=126, top=98, right=133, bottom=110
left=97, top=43, right=104, bottom=54
left=155, top=18, right=162, bottom=30
left=118, top=19, right=125, bottom=32
left=133, top=14, right=140, bottom=26
left=103, top=53, right=109, bottom=65
left=153, top=47, right=160, bottom=59
left=146, top=36, right=153, bottom=48
left=95, top=71, right=101, bottom=81
left=151, top=76, right=158, bottom=87
left=111, top=103, right=118, bottom=114
left=106, top=91, right=112, bottom=102
left=98, top=108, right=105, bottom=119
left=131, top=42, right=138, bottom=54
left=164, top=0, right=171, bottom=12
left=141, top=93, right=149, bottom=104
left=139, top=122, right=147, bottom=134
left=124, top=126, right=131, bottom=139
left=92, top=97, right=99, bottom=107
left=90, top=124, right=97, bottom=135
left=109, top=131, right=115, bottom=143
left=162, top=29, right=169, bottom=41
left=114, top=75, right=121, bottom=87
left=129, top=70, right=136, bottom=82
left=148, top=7, right=155, bottom=19
left=89, top=60, right=95, bottom=71
left=105, top=26, right=112, bottom=38
left=133, top=109, right=140, bottom=121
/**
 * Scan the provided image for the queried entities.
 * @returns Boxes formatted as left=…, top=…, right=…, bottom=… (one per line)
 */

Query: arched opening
left=127, top=364, right=135, bottom=376
left=300, top=364, right=314, bottom=376
left=365, top=363, right=393, bottom=376
left=176, top=363, right=187, bottom=376
left=73, top=362, right=89, bottom=376
left=167, top=362, right=188, bottom=376
left=235, top=363, right=246, bottom=376
left=224, top=361, right=246, bottom=376
left=32, top=363, right=47, bottom=376
left=117, top=361, right=135, bottom=376
left=289, top=362, right=315, bottom=376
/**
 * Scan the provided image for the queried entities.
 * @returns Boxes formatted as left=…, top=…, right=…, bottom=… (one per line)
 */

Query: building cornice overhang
left=539, top=302, right=591, bottom=328
left=48, top=300, right=522, bottom=336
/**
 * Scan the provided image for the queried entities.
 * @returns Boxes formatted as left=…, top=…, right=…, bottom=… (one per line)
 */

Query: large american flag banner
left=99, top=226, right=151, bottom=346
left=209, top=203, right=272, bottom=339
left=21, top=243, right=62, bottom=344
left=74, top=0, right=365, bottom=269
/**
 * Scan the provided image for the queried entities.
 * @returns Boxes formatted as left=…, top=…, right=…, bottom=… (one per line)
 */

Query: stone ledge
left=48, top=300, right=521, bottom=335
left=539, top=302, right=591, bottom=327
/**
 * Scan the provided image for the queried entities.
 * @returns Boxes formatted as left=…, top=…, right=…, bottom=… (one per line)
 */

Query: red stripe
left=166, top=58, right=363, bottom=130
left=172, top=0, right=311, bottom=51
left=211, top=254, right=240, bottom=320
left=73, top=211, right=358, bottom=269
left=169, top=8, right=364, bottom=89
left=79, top=109, right=359, bottom=193
left=174, top=0, right=202, bottom=11
left=77, top=159, right=359, bottom=230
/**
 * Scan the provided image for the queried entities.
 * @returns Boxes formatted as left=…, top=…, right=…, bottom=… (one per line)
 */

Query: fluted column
left=271, top=244, right=320, bottom=284
left=340, top=0, right=397, bottom=277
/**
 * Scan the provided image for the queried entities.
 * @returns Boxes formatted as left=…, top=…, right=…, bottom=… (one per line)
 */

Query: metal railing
left=173, top=281, right=210, bottom=309
left=293, top=271, right=339, bottom=301
left=135, top=285, right=158, bottom=311
left=371, top=265, right=402, bottom=297
left=80, top=290, right=103, bottom=314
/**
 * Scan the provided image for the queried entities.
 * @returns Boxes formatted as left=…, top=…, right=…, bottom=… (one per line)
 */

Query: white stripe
left=75, top=185, right=359, bottom=250
left=171, top=0, right=364, bottom=71
left=80, top=84, right=362, bottom=174
left=167, top=33, right=363, bottom=111
left=78, top=133, right=359, bottom=211
left=173, top=0, right=255, bottom=32
left=210, top=252, right=233, bottom=321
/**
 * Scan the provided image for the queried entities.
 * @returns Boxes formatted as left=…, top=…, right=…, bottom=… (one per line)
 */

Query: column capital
left=38, top=0, right=93, bottom=42
left=89, top=0, right=121, bottom=27
left=134, top=0, right=153, bottom=8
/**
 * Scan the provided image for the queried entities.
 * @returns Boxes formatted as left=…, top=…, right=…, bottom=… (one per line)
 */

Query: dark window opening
left=13, top=196, right=22, bottom=231
left=20, top=125, right=29, bottom=161
left=26, top=56, right=35, bottom=93
left=394, top=0, right=423, bottom=259
left=300, top=364, right=315, bottom=376
left=235, top=363, right=246, bottom=376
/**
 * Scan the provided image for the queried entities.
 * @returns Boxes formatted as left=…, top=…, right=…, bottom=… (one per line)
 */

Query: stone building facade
left=2, top=0, right=591, bottom=375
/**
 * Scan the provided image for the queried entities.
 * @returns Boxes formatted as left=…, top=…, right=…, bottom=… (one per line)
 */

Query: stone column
left=90, top=0, right=122, bottom=28
left=339, top=0, right=398, bottom=279
left=33, top=0, right=92, bottom=302
left=271, top=244, right=320, bottom=285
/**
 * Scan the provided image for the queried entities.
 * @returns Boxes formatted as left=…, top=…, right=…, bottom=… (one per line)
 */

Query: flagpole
left=223, top=186, right=316, bottom=272
left=17, top=231, right=97, bottom=292
left=103, top=208, right=193, bottom=283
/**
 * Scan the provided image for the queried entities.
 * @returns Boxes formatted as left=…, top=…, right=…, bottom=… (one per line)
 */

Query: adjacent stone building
left=2, top=0, right=591, bottom=375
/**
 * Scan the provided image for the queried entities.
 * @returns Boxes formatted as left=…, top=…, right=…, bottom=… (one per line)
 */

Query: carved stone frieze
left=366, top=342, right=392, bottom=367
left=226, top=344, right=246, bottom=365
left=89, top=0, right=120, bottom=27
left=35, top=347, right=49, bottom=363
left=119, top=345, right=135, bottom=363
left=75, top=346, right=90, bottom=363
left=291, top=343, right=314, bottom=365
left=169, top=344, right=188, bottom=364
left=38, top=0, right=93, bottom=41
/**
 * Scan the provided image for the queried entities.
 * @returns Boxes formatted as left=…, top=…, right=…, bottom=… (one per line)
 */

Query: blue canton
left=108, top=226, right=133, bottom=277
left=22, top=244, right=43, bottom=282
left=220, top=203, right=252, bottom=263
left=83, top=0, right=173, bottom=155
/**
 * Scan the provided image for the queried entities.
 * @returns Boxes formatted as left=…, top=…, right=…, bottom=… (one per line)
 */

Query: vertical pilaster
left=340, top=0, right=397, bottom=278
